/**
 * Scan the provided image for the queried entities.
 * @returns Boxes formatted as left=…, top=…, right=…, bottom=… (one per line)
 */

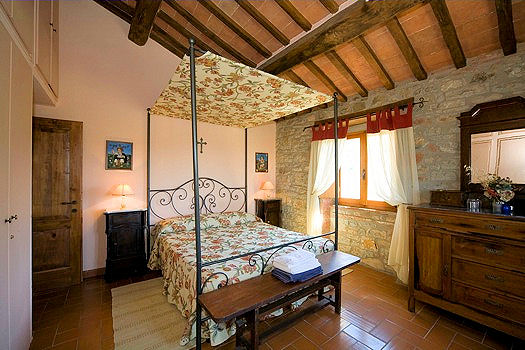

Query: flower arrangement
left=465, top=166, right=516, bottom=202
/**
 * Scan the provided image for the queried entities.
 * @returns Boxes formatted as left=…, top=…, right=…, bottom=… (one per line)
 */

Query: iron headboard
left=148, top=177, right=247, bottom=223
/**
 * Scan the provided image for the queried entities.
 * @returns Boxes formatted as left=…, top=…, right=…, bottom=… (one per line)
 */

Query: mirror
left=458, top=96, right=525, bottom=192
left=470, top=127, right=525, bottom=183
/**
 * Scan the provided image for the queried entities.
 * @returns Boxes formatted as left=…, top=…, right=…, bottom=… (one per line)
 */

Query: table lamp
left=113, top=184, right=134, bottom=209
left=260, top=181, right=274, bottom=199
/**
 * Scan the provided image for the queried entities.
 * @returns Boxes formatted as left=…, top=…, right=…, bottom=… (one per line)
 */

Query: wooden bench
left=198, top=250, right=360, bottom=349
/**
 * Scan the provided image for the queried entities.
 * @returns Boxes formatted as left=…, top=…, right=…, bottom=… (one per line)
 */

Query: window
left=339, top=131, right=395, bottom=211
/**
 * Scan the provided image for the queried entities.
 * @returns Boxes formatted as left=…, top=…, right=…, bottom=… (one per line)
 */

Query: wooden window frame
left=339, top=131, right=396, bottom=212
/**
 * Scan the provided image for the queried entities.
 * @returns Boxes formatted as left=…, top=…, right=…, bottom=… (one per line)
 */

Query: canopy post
left=189, top=38, right=203, bottom=349
left=147, top=108, right=151, bottom=259
left=245, top=128, right=248, bottom=213
left=333, top=93, right=339, bottom=250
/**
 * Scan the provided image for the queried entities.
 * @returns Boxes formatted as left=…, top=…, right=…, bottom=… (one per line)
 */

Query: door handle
left=4, top=215, right=17, bottom=223
left=61, top=200, right=77, bottom=205
left=362, top=169, right=366, bottom=180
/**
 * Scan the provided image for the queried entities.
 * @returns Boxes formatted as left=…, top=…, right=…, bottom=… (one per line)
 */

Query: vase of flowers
left=478, top=173, right=516, bottom=214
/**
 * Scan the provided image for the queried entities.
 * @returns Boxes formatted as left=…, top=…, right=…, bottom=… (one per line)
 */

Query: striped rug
left=111, top=278, right=194, bottom=350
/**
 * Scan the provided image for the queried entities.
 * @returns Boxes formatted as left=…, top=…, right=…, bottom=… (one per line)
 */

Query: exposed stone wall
left=276, top=45, right=525, bottom=272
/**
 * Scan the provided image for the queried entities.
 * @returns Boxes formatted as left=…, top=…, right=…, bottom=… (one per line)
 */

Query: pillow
left=154, top=211, right=260, bottom=236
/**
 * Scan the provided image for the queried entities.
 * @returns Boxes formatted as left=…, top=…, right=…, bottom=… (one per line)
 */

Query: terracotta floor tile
left=397, top=329, right=442, bottom=350
left=437, top=315, right=485, bottom=343
left=266, top=326, right=303, bottom=349
left=424, top=324, right=456, bottom=348
left=289, top=335, right=319, bottom=350
left=349, top=341, right=374, bottom=350
left=30, top=328, right=57, bottom=350
left=321, top=331, right=357, bottom=349
left=294, top=319, right=330, bottom=346
left=383, top=336, right=416, bottom=350
left=340, top=308, right=376, bottom=333
left=318, top=316, right=350, bottom=338
left=453, top=333, right=494, bottom=350
left=78, top=335, right=103, bottom=350
left=482, top=329, right=515, bottom=350
left=51, top=339, right=77, bottom=350
left=385, top=313, right=429, bottom=338
left=370, top=319, right=403, bottom=343
left=343, top=324, right=386, bottom=350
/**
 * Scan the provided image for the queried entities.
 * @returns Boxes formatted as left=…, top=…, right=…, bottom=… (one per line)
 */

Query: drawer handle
left=429, top=218, right=443, bottom=224
left=483, top=299, right=504, bottom=308
left=484, top=274, right=504, bottom=283
left=486, top=224, right=501, bottom=231
left=442, top=264, right=449, bottom=276
left=485, top=247, right=504, bottom=256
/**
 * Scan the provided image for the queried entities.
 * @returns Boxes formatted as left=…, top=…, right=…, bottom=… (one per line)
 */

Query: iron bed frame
left=146, top=38, right=341, bottom=350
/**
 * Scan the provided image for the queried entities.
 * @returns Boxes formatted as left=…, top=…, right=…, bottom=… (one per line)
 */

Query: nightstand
left=255, top=199, right=281, bottom=227
left=104, top=209, right=147, bottom=281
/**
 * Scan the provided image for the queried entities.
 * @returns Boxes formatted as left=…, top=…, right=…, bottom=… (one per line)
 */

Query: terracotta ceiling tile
left=313, top=55, right=357, bottom=97
left=154, top=17, right=187, bottom=47
left=398, top=4, right=437, bottom=36
left=292, top=65, right=332, bottom=95
left=446, top=0, right=494, bottom=26
left=254, top=0, right=303, bottom=38
left=289, top=0, right=329, bottom=24
left=215, top=0, right=238, bottom=16
left=423, top=50, right=455, bottom=73
left=334, top=44, right=383, bottom=91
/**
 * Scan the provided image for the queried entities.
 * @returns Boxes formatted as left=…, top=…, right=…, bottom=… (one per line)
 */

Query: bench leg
left=247, top=309, right=259, bottom=350
left=317, top=288, right=323, bottom=301
left=333, top=271, right=342, bottom=314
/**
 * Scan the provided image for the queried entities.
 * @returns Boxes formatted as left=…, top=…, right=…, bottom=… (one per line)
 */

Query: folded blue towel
left=271, top=266, right=323, bottom=283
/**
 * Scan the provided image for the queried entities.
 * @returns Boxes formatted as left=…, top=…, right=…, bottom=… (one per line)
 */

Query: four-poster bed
left=146, top=38, right=360, bottom=349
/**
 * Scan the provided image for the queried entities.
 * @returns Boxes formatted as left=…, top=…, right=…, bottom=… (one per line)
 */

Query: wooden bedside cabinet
left=104, top=209, right=147, bottom=281
left=255, top=199, right=281, bottom=227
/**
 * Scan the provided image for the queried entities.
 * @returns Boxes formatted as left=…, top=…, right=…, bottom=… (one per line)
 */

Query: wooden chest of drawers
left=409, top=205, right=525, bottom=339
left=255, top=199, right=281, bottom=227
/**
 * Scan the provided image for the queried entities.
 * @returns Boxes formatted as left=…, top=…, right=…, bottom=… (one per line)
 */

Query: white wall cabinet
left=0, top=0, right=59, bottom=105
left=36, top=0, right=59, bottom=96
left=0, top=22, right=33, bottom=350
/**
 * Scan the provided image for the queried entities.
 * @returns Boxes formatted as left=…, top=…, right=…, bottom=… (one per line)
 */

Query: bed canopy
left=150, top=51, right=332, bottom=128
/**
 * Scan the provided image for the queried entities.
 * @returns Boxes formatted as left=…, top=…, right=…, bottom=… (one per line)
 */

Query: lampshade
left=261, top=181, right=274, bottom=190
left=112, top=184, right=134, bottom=196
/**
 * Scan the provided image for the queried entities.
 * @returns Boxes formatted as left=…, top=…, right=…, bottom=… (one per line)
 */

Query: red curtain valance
left=312, top=121, right=349, bottom=141
left=366, top=101, right=413, bottom=134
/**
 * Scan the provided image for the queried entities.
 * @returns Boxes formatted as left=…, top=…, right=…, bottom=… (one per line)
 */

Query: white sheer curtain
left=306, top=139, right=347, bottom=236
left=368, top=128, right=420, bottom=284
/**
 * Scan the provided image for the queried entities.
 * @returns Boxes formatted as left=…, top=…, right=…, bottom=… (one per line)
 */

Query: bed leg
left=247, top=308, right=259, bottom=350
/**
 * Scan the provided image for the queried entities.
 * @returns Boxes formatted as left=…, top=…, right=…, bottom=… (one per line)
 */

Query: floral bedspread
left=147, top=211, right=331, bottom=346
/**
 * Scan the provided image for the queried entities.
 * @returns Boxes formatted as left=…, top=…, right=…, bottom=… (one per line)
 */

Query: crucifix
left=197, top=137, right=207, bottom=153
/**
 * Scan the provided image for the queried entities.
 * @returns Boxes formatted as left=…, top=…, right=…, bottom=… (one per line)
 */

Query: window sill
left=335, top=203, right=397, bottom=213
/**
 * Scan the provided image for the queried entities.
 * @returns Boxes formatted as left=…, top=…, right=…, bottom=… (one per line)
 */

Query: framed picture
left=255, top=152, right=268, bottom=173
left=106, top=140, right=133, bottom=170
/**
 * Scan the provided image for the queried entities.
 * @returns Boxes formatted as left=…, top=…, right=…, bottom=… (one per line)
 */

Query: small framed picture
left=106, top=140, right=133, bottom=170
left=255, top=152, right=268, bottom=173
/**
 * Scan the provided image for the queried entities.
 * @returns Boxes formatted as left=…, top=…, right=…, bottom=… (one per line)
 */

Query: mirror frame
left=458, top=96, right=525, bottom=193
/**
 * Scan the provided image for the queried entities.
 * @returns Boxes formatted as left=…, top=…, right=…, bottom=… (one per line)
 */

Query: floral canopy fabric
left=151, top=52, right=332, bottom=128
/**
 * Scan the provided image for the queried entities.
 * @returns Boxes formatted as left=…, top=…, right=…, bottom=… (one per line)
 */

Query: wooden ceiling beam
left=235, top=0, right=289, bottom=46
left=325, top=50, right=368, bottom=97
left=495, top=0, right=517, bottom=56
left=275, top=0, right=312, bottom=32
left=352, top=36, right=394, bottom=90
left=259, top=0, right=428, bottom=75
left=199, top=0, right=271, bottom=58
left=93, top=0, right=184, bottom=58
left=429, top=0, right=466, bottom=68
left=165, top=0, right=256, bottom=67
left=157, top=11, right=216, bottom=54
left=283, top=70, right=310, bottom=87
left=128, top=0, right=162, bottom=46
left=319, top=0, right=339, bottom=14
left=303, top=60, right=347, bottom=102
left=386, top=17, right=427, bottom=80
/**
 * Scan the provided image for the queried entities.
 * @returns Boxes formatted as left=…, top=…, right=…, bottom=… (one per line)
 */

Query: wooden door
left=32, top=117, right=83, bottom=291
